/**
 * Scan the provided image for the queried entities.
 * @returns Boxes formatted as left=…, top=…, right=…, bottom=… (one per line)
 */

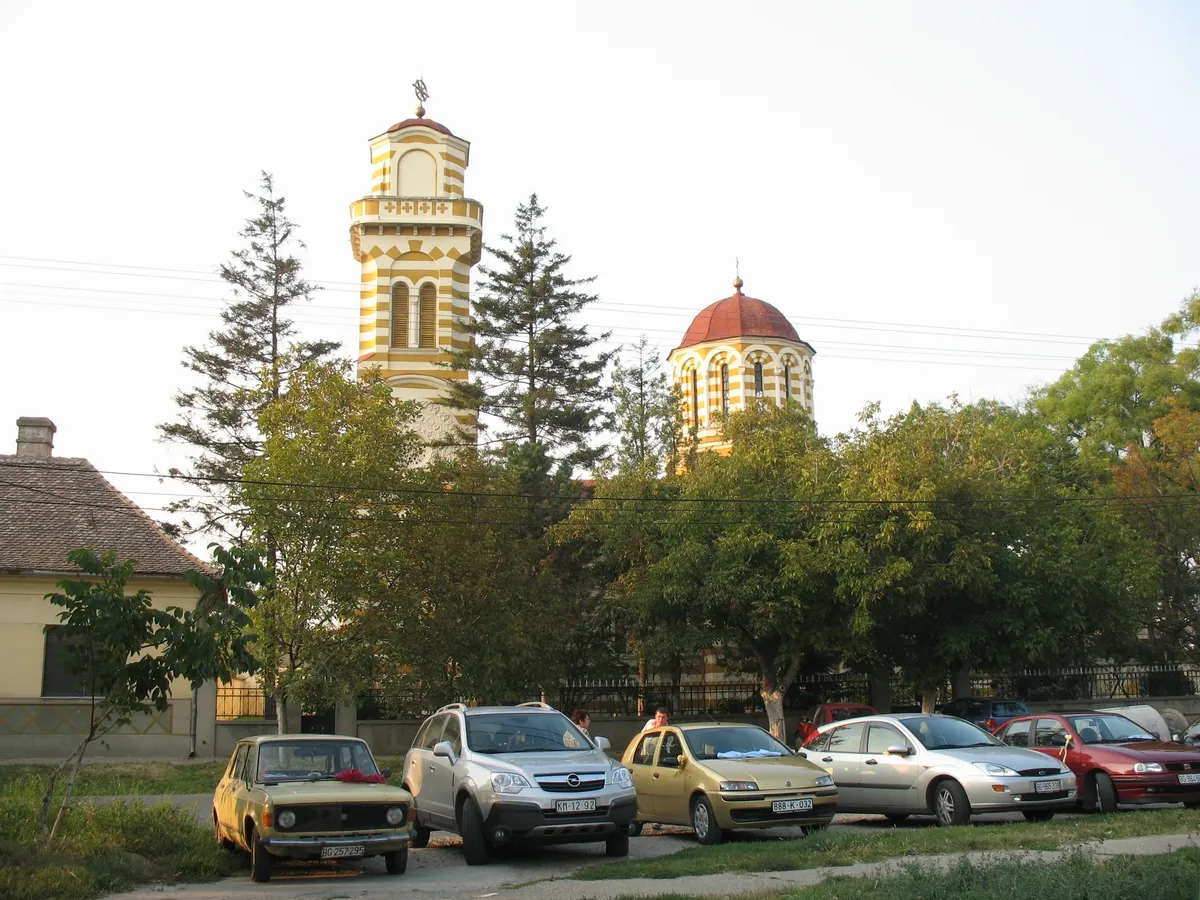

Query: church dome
left=678, top=280, right=800, bottom=348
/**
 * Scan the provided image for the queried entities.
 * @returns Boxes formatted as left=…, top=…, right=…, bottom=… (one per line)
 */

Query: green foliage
left=611, top=335, right=682, bottom=476
left=442, top=193, right=614, bottom=470
left=0, top=762, right=225, bottom=797
left=159, top=172, right=340, bottom=537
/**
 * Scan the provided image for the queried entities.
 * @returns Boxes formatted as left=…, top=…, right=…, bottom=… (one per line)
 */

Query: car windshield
left=682, top=726, right=791, bottom=760
left=1067, top=714, right=1156, bottom=744
left=256, top=740, right=379, bottom=783
left=465, top=712, right=590, bottom=753
left=900, top=716, right=1004, bottom=750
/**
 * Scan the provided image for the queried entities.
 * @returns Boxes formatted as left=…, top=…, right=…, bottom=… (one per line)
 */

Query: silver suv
left=402, top=702, right=637, bottom=864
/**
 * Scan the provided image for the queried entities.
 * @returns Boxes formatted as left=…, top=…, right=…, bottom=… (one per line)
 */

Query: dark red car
left=794, top=703, right=876, bottom=749
left=993, top=711, right=1200, bottom=812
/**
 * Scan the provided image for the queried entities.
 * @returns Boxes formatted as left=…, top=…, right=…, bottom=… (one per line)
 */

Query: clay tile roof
left=678, top=291, right=802, bottom=348
left=386, top=117, right=453, bottom=136
left=0, top=455, right=208, bottom=577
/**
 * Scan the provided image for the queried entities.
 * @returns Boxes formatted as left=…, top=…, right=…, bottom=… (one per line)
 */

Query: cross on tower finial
left=413, top=78, right=429, bottom=117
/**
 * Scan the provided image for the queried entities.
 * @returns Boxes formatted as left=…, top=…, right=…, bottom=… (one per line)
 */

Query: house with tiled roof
left=0, top=417, right=220, bottom=759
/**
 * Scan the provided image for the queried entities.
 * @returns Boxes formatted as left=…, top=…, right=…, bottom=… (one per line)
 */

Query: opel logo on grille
left=567, top=773, right=580, bottom=787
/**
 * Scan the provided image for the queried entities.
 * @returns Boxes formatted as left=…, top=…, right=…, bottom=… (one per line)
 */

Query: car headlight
left=276, top=809, right=296, bottom=829
left=972, top=762, right=1019, bottom=777
left=1134, top=762, right=1165, bottom=774
left=491, top=772, right=532, bottom=794
left=385, top=805, right=406, bottom=825
left=815, top=775, right=834, bottom=787
left=609, top=766, right=633, bottom=788
left=719, top=781, right=759, bottom=791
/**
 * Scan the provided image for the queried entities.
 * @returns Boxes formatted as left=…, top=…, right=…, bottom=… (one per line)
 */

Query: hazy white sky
left=1, top=0, right=1198, bottom=523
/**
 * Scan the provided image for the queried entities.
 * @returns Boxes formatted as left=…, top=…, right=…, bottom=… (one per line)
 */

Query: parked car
left=944, top=697, right=1031, bottom=731
left=794, top=703, right=877, bottom=748
left=212, top=734, right=413, bottom=883
left=621, top=722, right=836, bottom=844
left=402, top=702, right=636, bottom=864
left=801, top=714, right=1076, bottom=826
left=992, top=710, right=1200, bottom=812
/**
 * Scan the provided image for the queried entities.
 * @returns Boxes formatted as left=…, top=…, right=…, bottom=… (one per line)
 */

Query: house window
left=391, top=283, right=409, bottom=348
left=754, top=362, right=764, bottom=398
left=720, top=364, right=729, bottom=414
left=42, top=626, right=89, bottom=697
left=418, top=282, right=437, bottom=348
left=690, top=370, right=699, bottom=430
left=784, top=364, right=791, bottom=403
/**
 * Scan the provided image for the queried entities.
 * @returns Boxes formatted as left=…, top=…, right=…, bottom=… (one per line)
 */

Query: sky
left=1, top=0, right=1198, bottom=531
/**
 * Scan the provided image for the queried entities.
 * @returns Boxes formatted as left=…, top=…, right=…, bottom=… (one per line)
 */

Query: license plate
left=555, top=799, right=597, bottom=813
left=320, top=844, right=364, bottom=859
left=771, top=798, right=814, bottom=813
left=1034, top=780, right=1062, bottom=793
left=1179, top=773, right=1200, bottom=784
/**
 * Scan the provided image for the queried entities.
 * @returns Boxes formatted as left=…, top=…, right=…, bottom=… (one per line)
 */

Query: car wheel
left=384, top=847, right=408, bottom=875
left=933, top=780, right=971, bottom=827
left=605, top=831, right=630, bottom=857
left=459, top=798, right=491, bottom=866
left=691, top=795, right=724, bottom=845
left=884, top=813, right=910, bottom=825
left=249, top=826, right=272, bottom=883
left=1023, top=811, right=1055, bottom=822
left=1087, top=771, right=1118, bottom=814
left=213, top=812, right=237, bottom=851
left=628, top=820, right=644, bottom=837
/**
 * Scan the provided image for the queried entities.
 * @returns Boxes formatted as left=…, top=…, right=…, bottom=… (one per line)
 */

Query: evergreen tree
left=611, top=335, right=681, bottom=475
left=159, top=173, right=340, bottom=536
left=443, top=194, right=613, bottom=472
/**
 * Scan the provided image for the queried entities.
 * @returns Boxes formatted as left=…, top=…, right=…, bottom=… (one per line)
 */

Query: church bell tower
left=350, top=82, right=483, bottom=445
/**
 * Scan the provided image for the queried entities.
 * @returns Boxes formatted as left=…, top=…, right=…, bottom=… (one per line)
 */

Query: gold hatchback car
left=620, top=722, right=837, bottom=843
left=213, top=734, right=415, bottom=882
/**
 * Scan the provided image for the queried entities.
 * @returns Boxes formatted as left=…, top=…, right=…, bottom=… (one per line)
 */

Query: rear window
left=830, top=706, right=871, bottom=722
left=992, top=701, right=1029, bottom=717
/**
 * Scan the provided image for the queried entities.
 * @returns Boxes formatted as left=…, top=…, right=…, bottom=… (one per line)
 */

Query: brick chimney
left=15, top=417, right=56, bottom=458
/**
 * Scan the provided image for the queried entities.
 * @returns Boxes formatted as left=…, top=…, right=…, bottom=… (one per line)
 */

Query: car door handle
left=822, top=757, right=833, bottom=763
left=866, top=759, right=878, bottom=765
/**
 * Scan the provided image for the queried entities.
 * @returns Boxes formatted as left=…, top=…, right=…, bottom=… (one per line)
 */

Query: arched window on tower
left=784, top=363, right=792, bottom=403
left=720, top=364, right=730, bottom=414
left=391, top=283, right=409, bottom=348
left=418, top=282, right=437, bottom=348
left=754, top=362, right=764, bottom=399
left=690, top=370, right=699, bottom=432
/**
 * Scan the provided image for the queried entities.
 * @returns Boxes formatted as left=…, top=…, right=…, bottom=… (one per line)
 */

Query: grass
left=610, top=846, right=1200, bottom=899
left=0, top=774, right=243, bottom=900
left=0, top=761, right=227, bottom=796
left=578, top=807, right=1200, bottom=880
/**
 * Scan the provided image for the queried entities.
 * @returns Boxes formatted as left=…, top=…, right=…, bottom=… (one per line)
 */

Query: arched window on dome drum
left=754, top=362, right=764, bottom=398
left=784, top=364, right=791, bottom=403
left=720, top=364, right=730, bottom=414
left=391, top=283, right=409, bottom=348
left=418, top=282, right=437, bottom=348
left=690, top=370, right=699, bottom=431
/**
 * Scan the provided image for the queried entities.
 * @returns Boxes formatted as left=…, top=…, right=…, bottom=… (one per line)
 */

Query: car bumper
left=485, top=794, right=638, bottom=843
left=259, top=831, right=410, bottom=859
left=1113, top=775, right=1200, bottom=805
left=961, top=774, right=1077, bottom=812
left=712, top=789, right=838, bottom=830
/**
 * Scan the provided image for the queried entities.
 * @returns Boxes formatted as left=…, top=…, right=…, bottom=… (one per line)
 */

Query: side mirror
left=432, top=740, right=456, bottom=763
left=677, top=754, right=688, bottom=769
left=381, top=767, right=393, bottom=779
left=796, top=750, right=808, bottom=759
left=594, top=736, right=611, bottom=752
left=885, top=744, right=911, bottom=757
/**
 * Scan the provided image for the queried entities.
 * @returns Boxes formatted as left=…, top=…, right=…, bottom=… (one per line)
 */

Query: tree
left=611, top=336, right=682, bottom=476
left=442, top=194, right=614, bottom=472
left=230, top=361, right=423, bottom=731
left=39, top=547, right=260, bottom=845
left=159, top=172, right=340, bottom=538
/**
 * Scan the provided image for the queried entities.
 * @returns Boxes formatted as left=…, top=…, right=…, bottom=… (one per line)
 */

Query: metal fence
left=969, top=665, right=1200, bottom=702
left=216, top=685, right=276, bottom=721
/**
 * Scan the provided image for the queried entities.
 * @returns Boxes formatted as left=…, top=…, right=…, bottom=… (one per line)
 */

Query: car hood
left=481, top=749, right=610, bottom=774
left=931, top=745, right=1068, bottom=770
left=1092, top=741, right=1200, bottom=761
left=257, top=780, right=412, bottom=804
left=698, top=756, right=828, bottom=788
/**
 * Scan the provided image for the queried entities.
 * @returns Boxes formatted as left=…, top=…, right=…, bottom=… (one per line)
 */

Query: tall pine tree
left=159, top=173, right=340, bottom=536
left=443, top=194, right=613, bottom=472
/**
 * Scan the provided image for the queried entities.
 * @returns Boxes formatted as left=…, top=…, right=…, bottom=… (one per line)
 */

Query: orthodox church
left=350, top=97, right=815, bottom=452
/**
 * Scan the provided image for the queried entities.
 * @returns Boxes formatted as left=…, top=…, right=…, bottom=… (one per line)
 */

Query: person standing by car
left=565, top=710, right=592, bottom=747
left=642, top=707, right=670, bottom=732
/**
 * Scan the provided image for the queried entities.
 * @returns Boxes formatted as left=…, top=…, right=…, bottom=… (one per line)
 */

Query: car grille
left=1018, top=768, right=1063, bottom=777
left=534, top=773, right=607, bottom=792
left=1015, top=790, right=1069, bottom=802
left=277, top=803, right=405, bottom=834
left=1164, top=763, right=1200, bottom=772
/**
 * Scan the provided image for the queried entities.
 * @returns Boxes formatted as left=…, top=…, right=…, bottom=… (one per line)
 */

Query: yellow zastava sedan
left=620, top=722, right=837, bottom=843
left=212, top=734, right=414, bottom=882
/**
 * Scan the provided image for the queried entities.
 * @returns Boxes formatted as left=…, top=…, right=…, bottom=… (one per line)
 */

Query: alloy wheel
left=693, top=802, right=710, bottom=839
left=936, top=787, right=955, bottom=824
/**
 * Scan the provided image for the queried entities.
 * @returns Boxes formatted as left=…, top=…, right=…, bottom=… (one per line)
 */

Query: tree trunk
left=760, top=673, right=787, bottom=742
left=275, top=689, right=288, bottom=734
left=921, top=689, right=938, bottom=714
left=637, top=655, right=647, bottom=718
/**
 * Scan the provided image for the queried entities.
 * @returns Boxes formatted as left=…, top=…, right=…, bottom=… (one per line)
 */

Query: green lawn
left=611, top=847, right=1200, bottom=900
left=0, top=761, right=227, bottom=796
left=579, top=807, right=1200, bottom=880
left=0, top=774, right=242, bottom=900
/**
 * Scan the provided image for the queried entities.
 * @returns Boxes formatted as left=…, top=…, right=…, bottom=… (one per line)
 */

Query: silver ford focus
left=802, top=714, right=1077, bottom=825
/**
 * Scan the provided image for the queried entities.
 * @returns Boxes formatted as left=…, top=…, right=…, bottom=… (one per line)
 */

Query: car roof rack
left=517, top=701, right=554, bottom=710
left=436, top=703, right=468, bottom=713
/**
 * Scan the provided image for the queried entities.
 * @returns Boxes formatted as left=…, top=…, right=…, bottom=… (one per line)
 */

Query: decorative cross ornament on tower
left=413, top=78, right=430, bottom=117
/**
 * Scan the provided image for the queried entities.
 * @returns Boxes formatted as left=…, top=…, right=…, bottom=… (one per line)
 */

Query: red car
left=794, top=703, right=876, bottom=749
left=993, top=710, right=1200, bottom=812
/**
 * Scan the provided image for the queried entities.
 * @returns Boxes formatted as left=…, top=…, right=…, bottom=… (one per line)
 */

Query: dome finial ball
left=733, top=275, right=744, bottom=291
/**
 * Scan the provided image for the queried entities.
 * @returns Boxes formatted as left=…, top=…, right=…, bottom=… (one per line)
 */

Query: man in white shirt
left=641, top=707, right=670, bottom=732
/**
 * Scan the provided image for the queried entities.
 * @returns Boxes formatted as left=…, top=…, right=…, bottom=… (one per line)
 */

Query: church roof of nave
left=677, top=279, right=803, bottom=349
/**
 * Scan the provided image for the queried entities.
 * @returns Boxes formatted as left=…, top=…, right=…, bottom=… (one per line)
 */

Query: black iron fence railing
left=969, top=665, right=1200, bottom=702
left=216, top=685, right=276, bottom=721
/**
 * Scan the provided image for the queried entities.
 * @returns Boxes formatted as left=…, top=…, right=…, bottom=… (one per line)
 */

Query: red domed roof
left=386, top=116, right=453, bottom=136
left=678, top=285, right=801, bottom=348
